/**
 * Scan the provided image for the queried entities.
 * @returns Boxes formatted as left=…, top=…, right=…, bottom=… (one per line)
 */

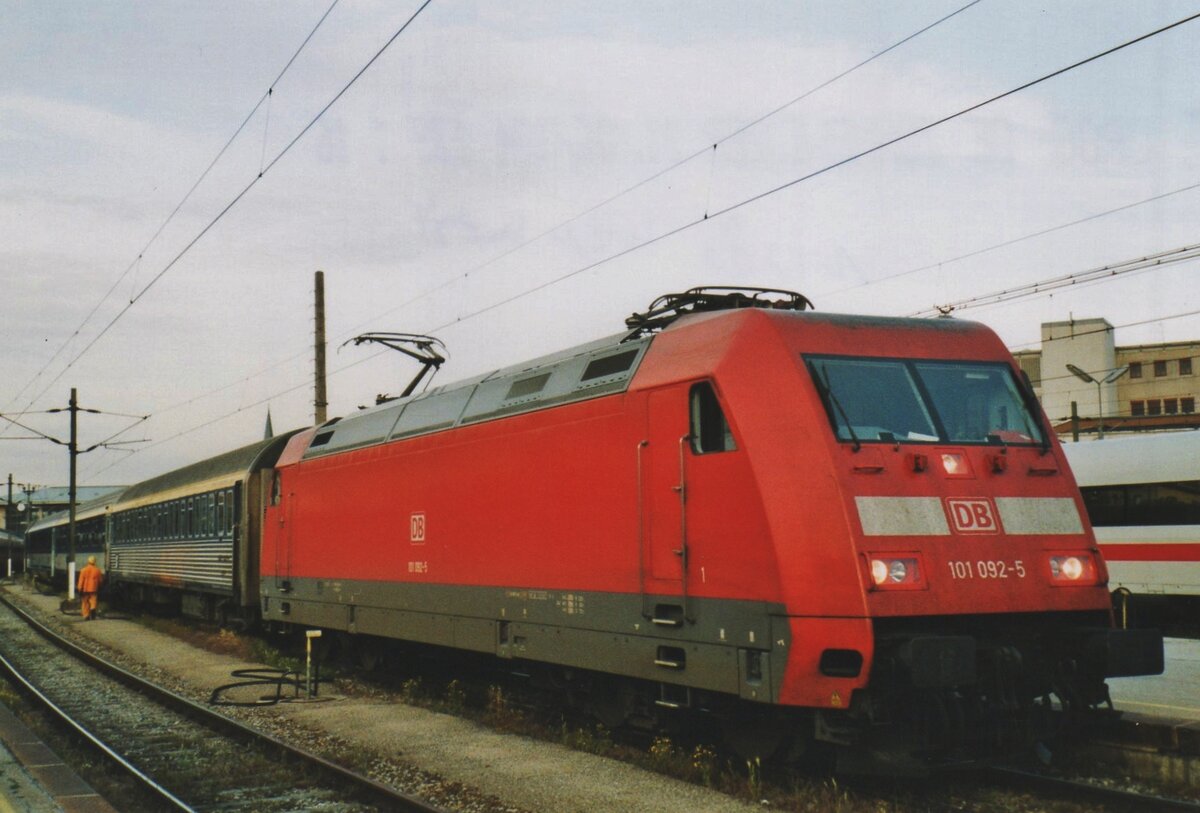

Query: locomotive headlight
left=1060, top=557, right=1083, bottom=580
left=1049, top=553, right=1096, bottom=585
left=867, top=555, right=923, bottom=589
left=940, top=453, right=966, bottom=475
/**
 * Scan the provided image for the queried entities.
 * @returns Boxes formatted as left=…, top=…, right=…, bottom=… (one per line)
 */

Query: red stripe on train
left=1099, top=542, right=1200, bottom=562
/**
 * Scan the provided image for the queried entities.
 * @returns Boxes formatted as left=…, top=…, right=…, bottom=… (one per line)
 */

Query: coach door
left=643, top=387, right=690, bottom=621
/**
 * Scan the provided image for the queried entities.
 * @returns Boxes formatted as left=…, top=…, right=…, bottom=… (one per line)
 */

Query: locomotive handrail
left=636, top=439, right=649, bottom=620
left=676, top=434, right=693, bottom=624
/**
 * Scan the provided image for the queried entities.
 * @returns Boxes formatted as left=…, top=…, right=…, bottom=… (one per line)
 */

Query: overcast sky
left=2, top=1, right=1198, bottom=488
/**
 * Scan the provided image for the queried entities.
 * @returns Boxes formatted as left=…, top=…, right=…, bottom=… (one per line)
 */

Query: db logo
left=946, top=498, right=1000, bottom=534
left=410, top=512, right=427, bottom=543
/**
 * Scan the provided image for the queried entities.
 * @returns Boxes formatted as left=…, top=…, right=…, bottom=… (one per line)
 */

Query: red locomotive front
left=260, top=290, right=1162, bottom=766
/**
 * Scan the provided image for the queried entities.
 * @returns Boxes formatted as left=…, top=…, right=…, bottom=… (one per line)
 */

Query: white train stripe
left=856, top=496, right=1086, bottom=536
left=855, top=497, right=950, bottom=536
left=995, top=497, right=1083, bottom=535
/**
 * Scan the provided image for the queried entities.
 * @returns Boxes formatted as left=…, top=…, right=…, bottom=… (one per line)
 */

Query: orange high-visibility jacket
left=77, top=564, right=104, bottom=594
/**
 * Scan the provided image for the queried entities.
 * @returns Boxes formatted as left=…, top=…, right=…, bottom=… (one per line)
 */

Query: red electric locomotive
left=260, top=288, right=1162, bottom=767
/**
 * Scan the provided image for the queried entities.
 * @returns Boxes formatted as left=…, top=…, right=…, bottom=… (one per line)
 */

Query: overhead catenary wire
left=2, top=0, right=343, bottom=425
left=15, top=0, right=433, bottom=419
left=820, top=178, right=1200, bottom=301
left=908, top=243, right=1200, bottom=317
left=413, top=9, right=1200, bottom=339
left=1008, top=308, right=1200, bottom=353
left=322, top=0, right=986, bottom=345
left=75, top=0, right=985, bottom=434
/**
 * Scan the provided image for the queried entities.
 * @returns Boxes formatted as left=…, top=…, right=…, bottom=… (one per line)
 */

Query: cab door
left=262, top=470, right=294, bottom=594
left=645, top=386, right=689, bottom=586
left=642, top=380, right=745, bottom=623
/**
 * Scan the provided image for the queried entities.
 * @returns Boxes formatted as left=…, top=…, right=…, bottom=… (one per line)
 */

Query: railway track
left=0, top=593, right=448, bottom=813
left=984, top=765, right=1200, bottom=813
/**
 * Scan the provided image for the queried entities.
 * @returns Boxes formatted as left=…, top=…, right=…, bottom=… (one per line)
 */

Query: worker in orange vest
left=77, top=555, right=104, bottom=620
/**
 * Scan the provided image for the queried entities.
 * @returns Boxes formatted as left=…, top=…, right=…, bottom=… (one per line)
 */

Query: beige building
left=1012, top=318, right=1199, bottom=435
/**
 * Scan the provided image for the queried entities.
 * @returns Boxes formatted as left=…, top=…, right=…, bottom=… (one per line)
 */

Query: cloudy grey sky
left=2, top=1, right=1198, bottom=487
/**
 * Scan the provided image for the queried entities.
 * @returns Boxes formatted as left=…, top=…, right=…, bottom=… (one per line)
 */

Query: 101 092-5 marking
left=948, top=559, right=1026, bottom=580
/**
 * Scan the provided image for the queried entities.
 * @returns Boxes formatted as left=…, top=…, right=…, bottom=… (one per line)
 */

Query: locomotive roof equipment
left=624, top=286, right=813, bottom=337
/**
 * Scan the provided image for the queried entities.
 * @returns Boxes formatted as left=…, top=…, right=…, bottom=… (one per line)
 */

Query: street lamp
left=1066, top=364, right=1129, bottom=439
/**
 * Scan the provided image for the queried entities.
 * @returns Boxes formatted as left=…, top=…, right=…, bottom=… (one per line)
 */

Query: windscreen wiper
left=815, top=366, right=861, bottom=453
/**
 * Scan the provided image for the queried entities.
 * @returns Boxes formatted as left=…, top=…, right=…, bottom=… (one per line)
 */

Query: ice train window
left=690, top=382, right=736, bottom=454
left=1080, top=481, right=1200, bottom=527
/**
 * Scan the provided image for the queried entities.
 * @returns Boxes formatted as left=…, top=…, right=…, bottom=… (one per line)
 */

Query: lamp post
left=1066, top=364, right=1129, bottom=439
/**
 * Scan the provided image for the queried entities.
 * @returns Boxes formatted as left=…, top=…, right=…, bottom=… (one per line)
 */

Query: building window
left=1130, top=400, right=1145, bottom=416
left=1154, top=360, right=1168, bottom=377
left=1147, top=399, right=1162, bottom=415
left=1181, top=357, right=1193, bottom=376
left=1184, top=397, right=1196, bottom=414
left=1165, top=398, right=1178, bottom=415
left=1129, top=361, right=1142, bottom=379
left=1017, top=356, right=1041, bottom=388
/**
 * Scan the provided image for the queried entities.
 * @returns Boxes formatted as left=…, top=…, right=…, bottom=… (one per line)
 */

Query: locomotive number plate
left=947, top=560, right=1026, bottom=580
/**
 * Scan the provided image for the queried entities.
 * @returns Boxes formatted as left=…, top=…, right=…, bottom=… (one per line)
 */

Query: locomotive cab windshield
left=807, top=355, right=1044, bottom=446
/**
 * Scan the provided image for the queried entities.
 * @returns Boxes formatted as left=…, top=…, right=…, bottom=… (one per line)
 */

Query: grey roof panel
left=118, top=434, right=295, bottom=503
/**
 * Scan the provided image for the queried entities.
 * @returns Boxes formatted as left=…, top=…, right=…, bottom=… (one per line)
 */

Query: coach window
left=271, top=472, right=282, bottom=506
left=689, top=382, right=737, bottom=454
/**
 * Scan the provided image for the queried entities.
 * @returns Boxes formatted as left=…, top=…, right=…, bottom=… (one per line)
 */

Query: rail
left=0, top=591, right=448, bottom=813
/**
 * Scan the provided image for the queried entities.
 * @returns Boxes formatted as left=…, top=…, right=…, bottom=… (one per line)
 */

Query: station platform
left=0, top=703, right=117, bottom=813
left=1110, top=637, right=1200, bottom=723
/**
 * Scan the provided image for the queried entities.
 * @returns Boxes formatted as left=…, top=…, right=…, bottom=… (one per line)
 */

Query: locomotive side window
left=689, top=382, right=736, bottom=454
